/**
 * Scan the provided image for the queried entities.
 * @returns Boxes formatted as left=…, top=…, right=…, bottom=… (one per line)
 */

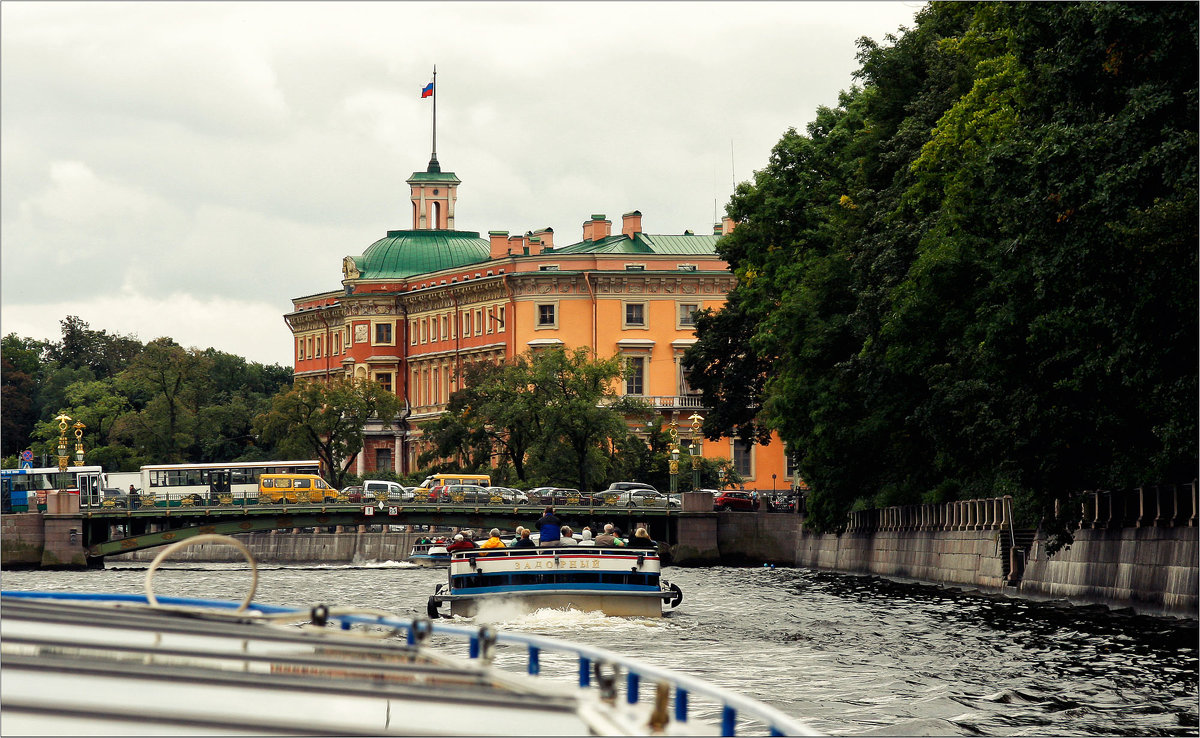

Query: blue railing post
left=579, top=656, right=591, bottom=687
left=469, top=634, right=479, bottom=659
left=674, top=687, right=689, bottom=723
left=528, top=645, right=540, bottom=675
left=627, top=671, right=639, bottom=704
left=721, top=705, right=737, bottom=736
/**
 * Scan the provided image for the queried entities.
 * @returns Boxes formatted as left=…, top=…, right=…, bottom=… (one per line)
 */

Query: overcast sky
left=2, top=1, right=923, bottom=366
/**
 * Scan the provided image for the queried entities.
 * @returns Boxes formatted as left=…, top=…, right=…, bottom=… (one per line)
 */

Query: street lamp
left=689, top=440, right=701, bottom=492
left=54, top=414, right=72, bottom=472
left=669, top=445, right=680, bottom=495
left=72, top=422, right=87, bottom=467
left=718, top=466, right=726, bottom=490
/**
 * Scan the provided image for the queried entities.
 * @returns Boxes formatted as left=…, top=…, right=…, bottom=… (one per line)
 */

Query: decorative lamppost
left=72, top=422, right=87, bottom=467
left=54, top=414, right=72, bottom=472
left=718, top=466, right=726, bottom=491
left=669, top=445, right=680, bottom=496
left=687, top=413, right=704, bottom=492
left=689, top=440, right=700, bottom=492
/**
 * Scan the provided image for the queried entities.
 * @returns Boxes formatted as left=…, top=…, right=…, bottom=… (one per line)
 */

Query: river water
left=2, top=562, right=1195, bottom=736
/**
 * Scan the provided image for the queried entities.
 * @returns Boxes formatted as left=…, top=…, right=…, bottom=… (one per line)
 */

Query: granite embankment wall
left=711, top=488, right=1198, bottom=618
left=110, top=529, right=422, bottom=563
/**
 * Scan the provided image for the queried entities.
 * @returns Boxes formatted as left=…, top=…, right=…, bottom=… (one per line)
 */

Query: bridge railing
left=77, top=489, right=686, bottom=513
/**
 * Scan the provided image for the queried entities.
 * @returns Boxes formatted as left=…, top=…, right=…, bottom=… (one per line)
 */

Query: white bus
left=0, top=466, right=106, bottom=511
left=139, top=460, right=321, bottom=506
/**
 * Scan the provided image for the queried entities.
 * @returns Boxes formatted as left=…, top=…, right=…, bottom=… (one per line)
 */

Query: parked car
left=339, top=485, right=364, bottom=503
left=490, top=487, right=529, bottom=504
left=611, top=489, right=680, bottom=508
left=362, top=480, right=409, bottom=503
left=603, top=481, right=658, bottom=494
left=713, top=490, right=759, bottom=511
left=441, top=484, right=493, bottom=503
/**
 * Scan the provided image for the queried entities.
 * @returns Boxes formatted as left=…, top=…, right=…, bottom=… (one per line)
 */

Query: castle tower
left=407, top=159, right=460, bottom=231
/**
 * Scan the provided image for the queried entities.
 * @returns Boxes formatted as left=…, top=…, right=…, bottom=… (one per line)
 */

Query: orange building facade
left=285, top=156, right=797, bottom=492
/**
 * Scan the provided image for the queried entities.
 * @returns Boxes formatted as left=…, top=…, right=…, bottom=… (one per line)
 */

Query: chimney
left=713, top=223, right=722, bottom=235
left=583, top=214, right=610, bottom=242
left=489, top=230, right=509, bottom=259
left=509, top=234, right=532, bottom=256
left=531, top=227, right=554, bottom=250
left=621, top=210, right=642, bottom=238
left=721, top=216, right=736, bottom=235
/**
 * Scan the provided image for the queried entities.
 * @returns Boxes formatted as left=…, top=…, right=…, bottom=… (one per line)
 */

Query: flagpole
left=431, top=65, right=437, bottom=163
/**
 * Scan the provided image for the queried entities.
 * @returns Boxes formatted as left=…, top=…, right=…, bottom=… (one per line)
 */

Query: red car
left=713, top=490, right=759, bottom=511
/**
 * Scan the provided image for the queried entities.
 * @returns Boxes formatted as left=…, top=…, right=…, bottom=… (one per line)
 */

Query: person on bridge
left=536, top=506, right=563, bottom=547
left=480, top=528, right=506, bottom=549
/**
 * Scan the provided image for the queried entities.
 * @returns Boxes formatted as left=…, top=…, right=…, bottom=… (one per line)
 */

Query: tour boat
left=427, top=545, right=684, bottom=619
left=0, top=535, right=818, bottom=736
left=407, top=539, right=451, bottom=567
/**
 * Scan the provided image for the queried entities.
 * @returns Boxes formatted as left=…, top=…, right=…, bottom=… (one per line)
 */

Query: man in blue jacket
left=536, top=506, right=563, bottom=547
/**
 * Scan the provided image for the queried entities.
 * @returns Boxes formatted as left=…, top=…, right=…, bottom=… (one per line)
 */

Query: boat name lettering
left=513, top=559, right=601, bottom=570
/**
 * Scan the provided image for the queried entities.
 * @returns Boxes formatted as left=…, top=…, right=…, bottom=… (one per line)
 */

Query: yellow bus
left=417, top=473, right=491, bottom=489
left=258, top=473, right=337, bottom=504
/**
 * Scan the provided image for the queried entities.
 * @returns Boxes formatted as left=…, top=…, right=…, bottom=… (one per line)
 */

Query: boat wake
left=466, top=602, right=668, bottom=632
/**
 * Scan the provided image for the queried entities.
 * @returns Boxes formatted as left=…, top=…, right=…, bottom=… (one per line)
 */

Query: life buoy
left=667, top=582, right=683, bottom=608
left=427, top=597, right=441, bottom=619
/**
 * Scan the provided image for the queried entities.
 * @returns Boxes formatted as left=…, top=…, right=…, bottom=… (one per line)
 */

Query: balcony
left=602, top=395, right=707, bottom=410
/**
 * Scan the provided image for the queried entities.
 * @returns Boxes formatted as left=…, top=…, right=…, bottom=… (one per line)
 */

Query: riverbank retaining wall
left=110, top=529, right=421, bottom=564
left=708, top=487, right=1198, bottom=618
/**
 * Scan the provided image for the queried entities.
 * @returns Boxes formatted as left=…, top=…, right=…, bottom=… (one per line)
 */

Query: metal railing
left=1, top=590, right=821, bottom=736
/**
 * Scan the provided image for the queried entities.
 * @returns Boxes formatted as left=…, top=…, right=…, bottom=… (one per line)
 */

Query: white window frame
left=535, top=301, right=559, bottom=329
left=677, top=300, right=701, bottom=330
left=622, top=300, right=648, bottom=330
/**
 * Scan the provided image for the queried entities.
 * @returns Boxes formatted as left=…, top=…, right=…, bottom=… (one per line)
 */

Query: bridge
left=17, top=492, right=689, bottom=564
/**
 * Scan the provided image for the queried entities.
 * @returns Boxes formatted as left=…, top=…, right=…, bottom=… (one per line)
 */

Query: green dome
left=355, top=230, right=490, bottom=279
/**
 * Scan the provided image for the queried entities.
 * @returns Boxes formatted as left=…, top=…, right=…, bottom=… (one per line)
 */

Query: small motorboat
left=0, top=535, right=818, bottom=736
left=428, top=545, right=684, bottom=619
left=408, top=538, right=451, bottom=567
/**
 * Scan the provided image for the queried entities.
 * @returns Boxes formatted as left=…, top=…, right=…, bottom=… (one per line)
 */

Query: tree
left=254, top=377, right=402, bottom=489
left=113, top=338, right=212, bottom=462
left=688, top=2, right=1197, bottom=549
left=419, top=347, right=645, bottom=490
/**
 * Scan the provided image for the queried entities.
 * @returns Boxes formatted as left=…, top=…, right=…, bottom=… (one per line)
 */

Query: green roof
left=552, top=232, right=722, bottom=256
left=355, top=230, right=490, bottom=279
left=407, top=171, right=461, bottom=182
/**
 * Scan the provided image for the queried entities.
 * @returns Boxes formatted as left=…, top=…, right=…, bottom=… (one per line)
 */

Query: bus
left=139, top=460, right=321, bottom=506
left=1, top=466, right=106, bottom=512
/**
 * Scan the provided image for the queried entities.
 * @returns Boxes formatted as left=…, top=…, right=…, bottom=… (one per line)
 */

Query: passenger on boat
left=480, top=528, right=506, bottom=549
left=557, top=526, right=579, bottom=545
left=536, top=507, right=563, bottom=547
left=594, top=524, right=617, bottom=547
left=578, top=527, right=595, bottom=546
left=626, top=528, right=656, bottom=549
left=446, top=534, right=476, bottom=553
left=512, top=529, right=537, bottom=549
left=507, top=526, right=527, bottom=547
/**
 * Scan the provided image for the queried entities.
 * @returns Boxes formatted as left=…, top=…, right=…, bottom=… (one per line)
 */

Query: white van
left=362, top=480, right=411, bottom=502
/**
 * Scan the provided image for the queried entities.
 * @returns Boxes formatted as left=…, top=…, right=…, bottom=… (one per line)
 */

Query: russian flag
left=421, top=81, right=434, bottom=98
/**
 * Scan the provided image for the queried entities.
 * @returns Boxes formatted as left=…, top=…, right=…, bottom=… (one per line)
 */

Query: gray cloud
left=1, top=1, right=922, bottom=365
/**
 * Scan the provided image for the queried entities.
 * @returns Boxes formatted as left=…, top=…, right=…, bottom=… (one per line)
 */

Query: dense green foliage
left=684, top=2, right=1197, bottom=548
left=2, top=317, right=294, bottom=469
left=254, top=376, right=403, bottom=489
left=418, top=347, right=731, bottom=491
